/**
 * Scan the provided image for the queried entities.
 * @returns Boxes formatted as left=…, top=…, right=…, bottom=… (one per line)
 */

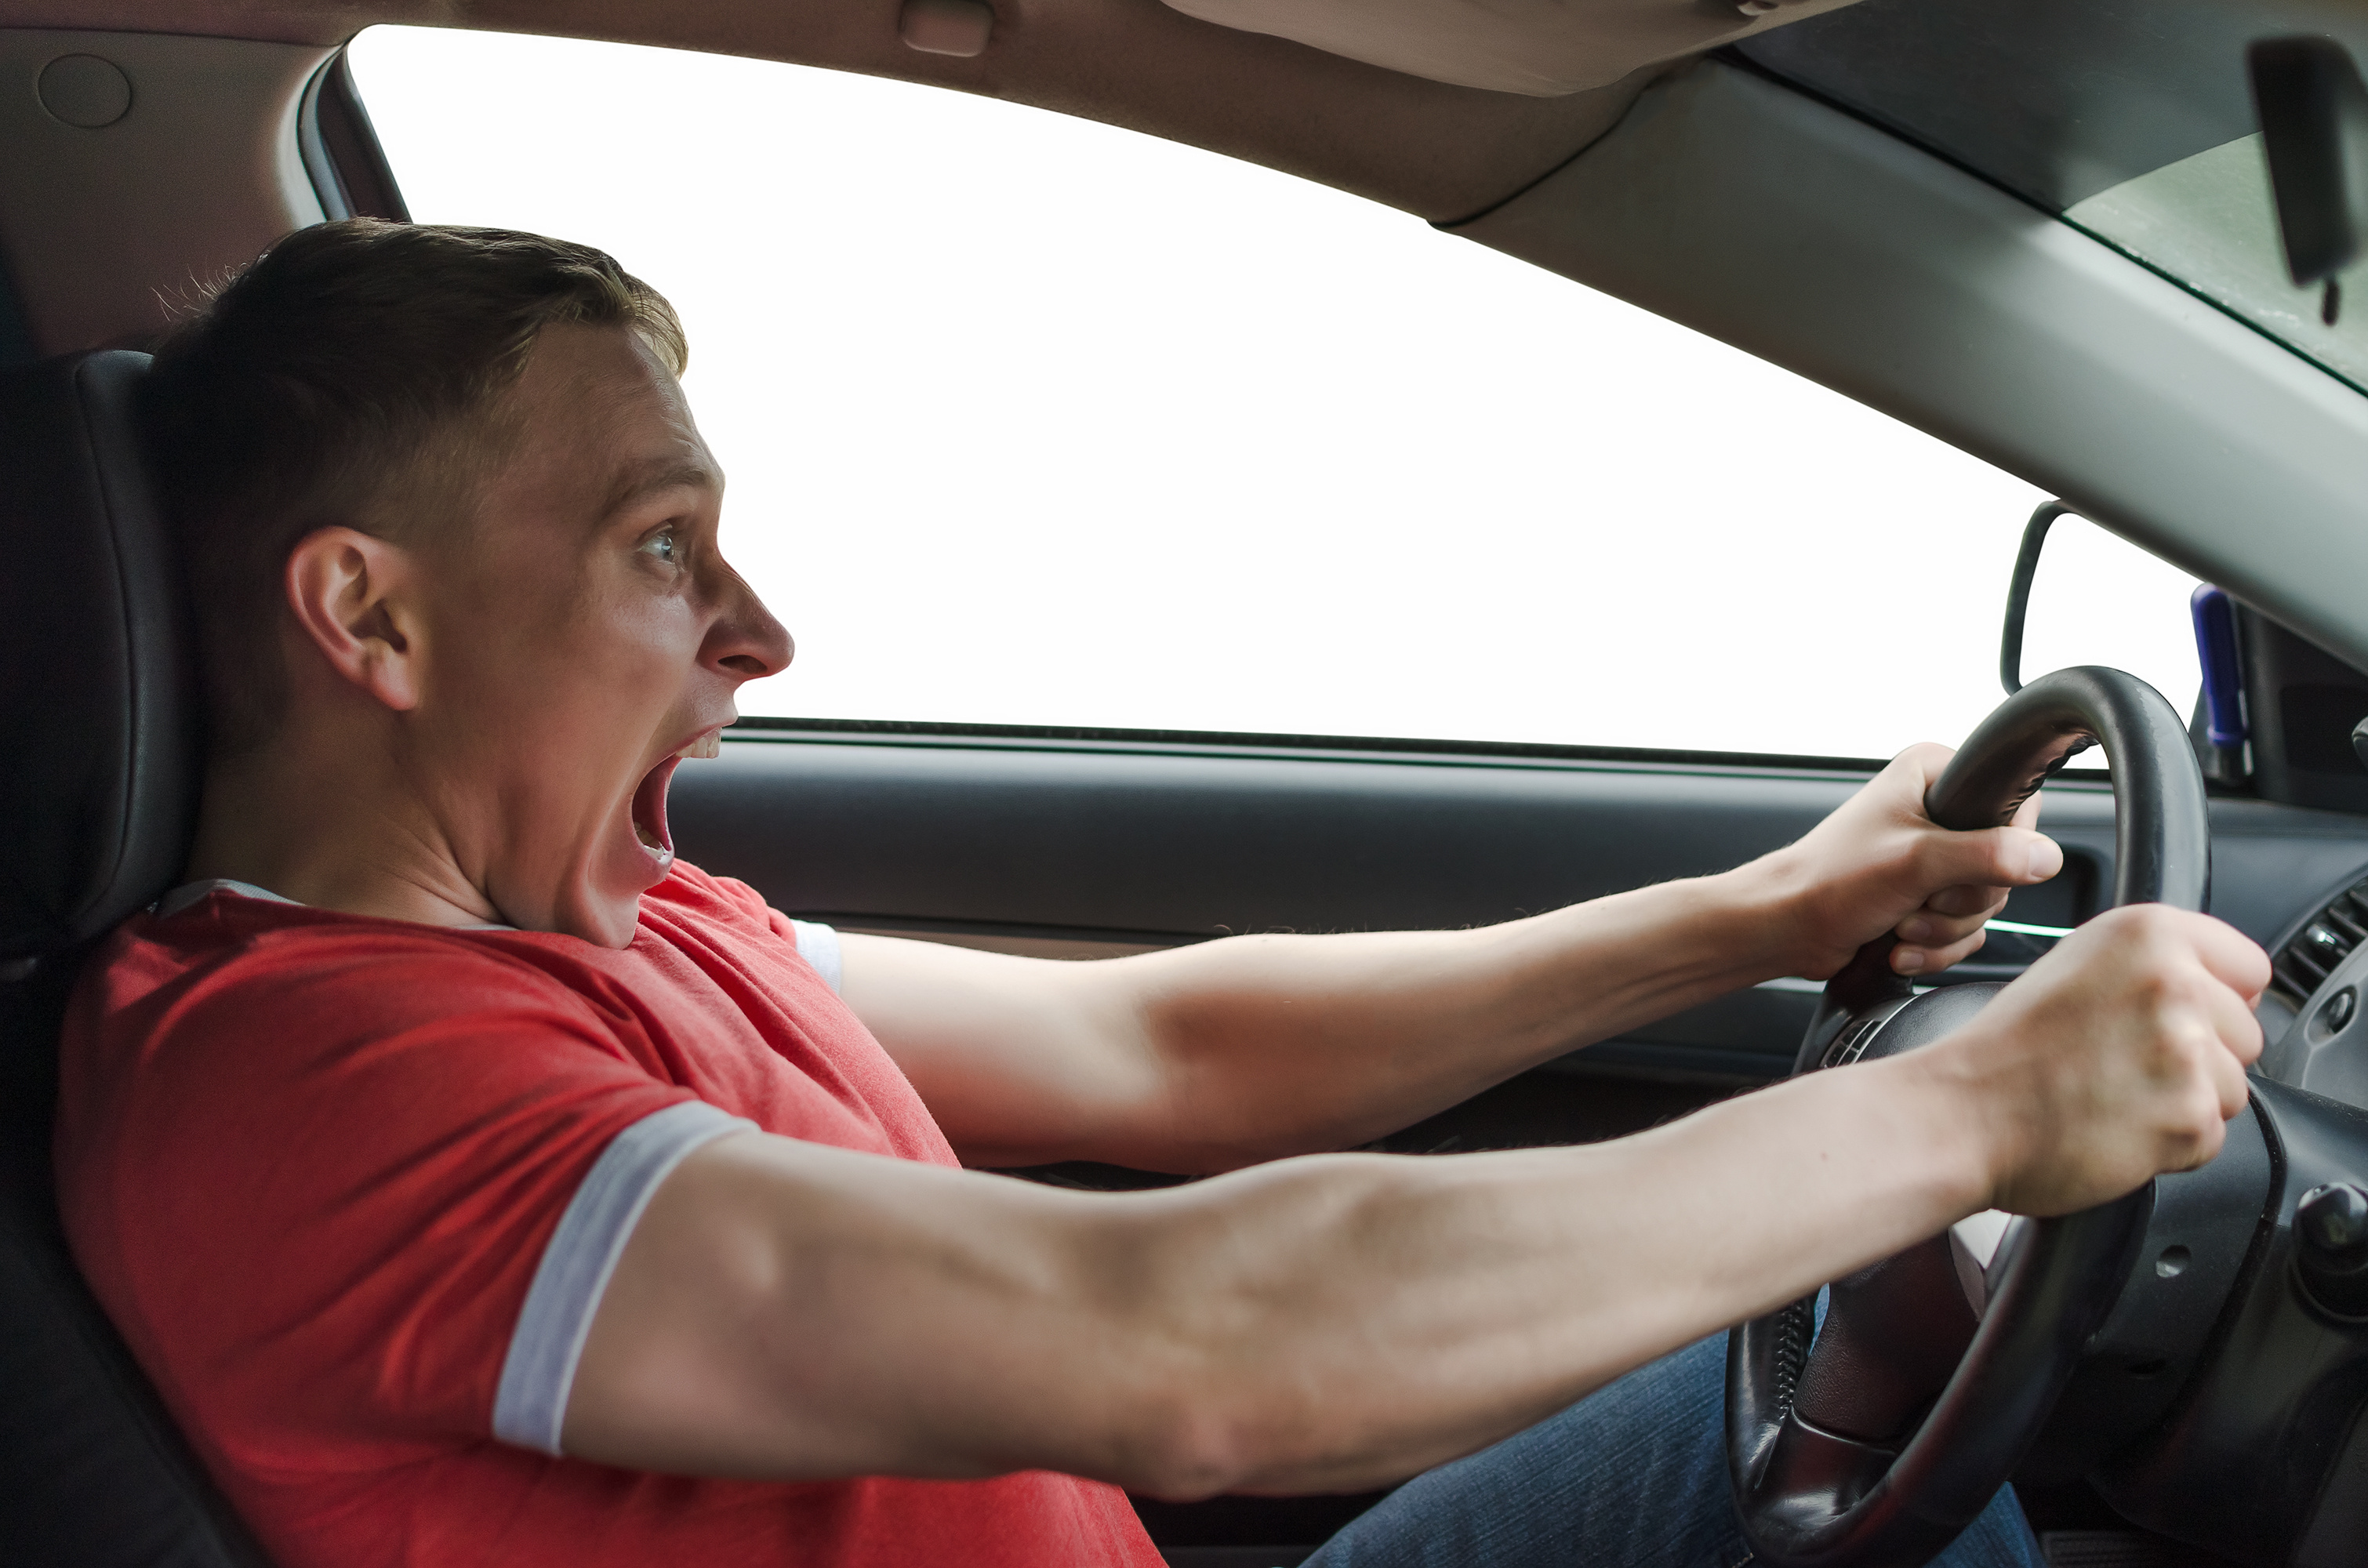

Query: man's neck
left=181, top=741, right=504, bottom=931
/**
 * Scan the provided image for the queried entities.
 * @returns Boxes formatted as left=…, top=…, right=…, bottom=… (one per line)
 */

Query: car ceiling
left=0, top=0, right=1654, bottom=222
left=16, top=0, right=2347, bottom=223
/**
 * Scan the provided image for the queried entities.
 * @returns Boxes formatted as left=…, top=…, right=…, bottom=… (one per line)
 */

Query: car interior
left=7, top=1, right=2368, bottom=1566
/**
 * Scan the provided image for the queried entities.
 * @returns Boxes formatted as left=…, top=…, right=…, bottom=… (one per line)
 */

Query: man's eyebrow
left=598, top=459, right=720, bottom=522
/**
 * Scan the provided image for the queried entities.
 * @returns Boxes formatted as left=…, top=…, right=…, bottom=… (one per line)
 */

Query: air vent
left=2271, top=876, right=2368, bottom=1009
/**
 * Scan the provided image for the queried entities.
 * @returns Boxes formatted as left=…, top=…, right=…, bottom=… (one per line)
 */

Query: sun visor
left=1159, top=0, right=1870, bottom=96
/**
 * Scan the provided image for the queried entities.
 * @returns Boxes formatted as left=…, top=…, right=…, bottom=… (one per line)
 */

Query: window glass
left=2067, top=133, right=2368, bottom=394
left=347, top=27, right=2203, bottom=760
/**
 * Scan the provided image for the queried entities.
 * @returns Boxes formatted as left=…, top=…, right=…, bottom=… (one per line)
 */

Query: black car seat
left=0, top=349, right=276, bottom=1566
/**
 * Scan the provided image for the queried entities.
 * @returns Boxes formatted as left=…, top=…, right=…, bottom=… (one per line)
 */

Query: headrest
left=0, top=351, right=198, bottom=966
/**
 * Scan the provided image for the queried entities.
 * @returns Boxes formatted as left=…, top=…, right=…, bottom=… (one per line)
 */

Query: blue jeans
left=1303, top=1333, right=2043, bottom=1568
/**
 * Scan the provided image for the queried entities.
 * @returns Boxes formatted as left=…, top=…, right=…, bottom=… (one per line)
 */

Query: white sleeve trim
left=492, top=1100, right=754, bottom=1455
left=154, top=878, right=296, bottom=917
left=788, top=919, right=843, bottom=994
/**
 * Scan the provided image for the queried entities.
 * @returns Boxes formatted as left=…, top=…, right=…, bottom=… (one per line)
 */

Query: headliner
left=0, top=0, right=1662, bottom=222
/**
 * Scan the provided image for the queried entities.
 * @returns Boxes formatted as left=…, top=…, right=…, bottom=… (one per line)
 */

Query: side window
left=2016, top=514, right=2203, bottom=722
left=347, top=28, right=2200, bottom=760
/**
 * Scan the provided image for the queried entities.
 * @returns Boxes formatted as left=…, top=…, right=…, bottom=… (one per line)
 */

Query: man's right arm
left=558, top=904, right=2267, bottom=1497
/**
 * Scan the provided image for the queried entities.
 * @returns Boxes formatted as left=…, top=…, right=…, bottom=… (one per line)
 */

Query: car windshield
left=1744, top=0, right=2368, bottom=395
left=347, top=25, right=2209, bottom=763
left=2067, top=136, right=2368, bottom=392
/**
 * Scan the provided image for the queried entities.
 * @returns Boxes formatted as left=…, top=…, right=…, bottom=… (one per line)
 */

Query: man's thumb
left=1930, top=825, right=2062, bottom=888
left=1990, top=827, right=2063, bottom=886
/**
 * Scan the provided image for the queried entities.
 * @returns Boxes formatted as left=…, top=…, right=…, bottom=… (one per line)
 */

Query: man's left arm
left=841, top=743, right=2063, bottom=1173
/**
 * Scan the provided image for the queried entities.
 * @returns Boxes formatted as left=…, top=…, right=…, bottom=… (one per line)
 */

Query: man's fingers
left=1888, top=742, right=1956, bottom=792
left=1969, top=905, right=2273, bottom=1211
left=2207, top=1040, right=2253, bottom=1121
left=2199, top=967, right=2267, bottom=1071
left=2188, top=915, right=2273, bottom=1005
left=2166, top=1110, right=2230, bottom=1174
left=1894, top=927, right=1987, bottom=975
left=1894, top=906, right=1990, bottom=949
left=1921, top=884, right=2013, bottom=921
left=2176, top=1003, right=2252, bottom=1134
left=1887, top=825, right=2065, bottom=971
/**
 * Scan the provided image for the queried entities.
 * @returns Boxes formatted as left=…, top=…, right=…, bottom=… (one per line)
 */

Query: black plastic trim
left=733, top=715, right=1897, bottom=779
left=1999, top=501, right=2079, bottom=696
left=296, top=49, right=409, bottom=225
left=0, top=252, right=35, bottom=371
left=730, top=715, right=2127, bottom=784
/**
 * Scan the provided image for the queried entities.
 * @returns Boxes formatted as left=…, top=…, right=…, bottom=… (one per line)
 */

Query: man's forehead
left=597, top=454, right=723, bottom=522
left=500, top=324, right=721, bottom=517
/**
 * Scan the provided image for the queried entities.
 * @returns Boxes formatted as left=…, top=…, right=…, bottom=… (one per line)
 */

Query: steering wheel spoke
left=1947, top=1210, right=2020, bottom=1316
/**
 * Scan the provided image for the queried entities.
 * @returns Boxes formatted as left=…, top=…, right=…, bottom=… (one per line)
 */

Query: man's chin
left=546, top=888, right=648, bottom=949
left=504, top=842, right=669, bottom=947
left=565, top=843, right=674, bottom=946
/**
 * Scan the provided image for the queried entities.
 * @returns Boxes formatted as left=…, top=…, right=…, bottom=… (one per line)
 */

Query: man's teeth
left=677, top=734, right=722, bottom=760
left=634, top=821, right=663, bottom=850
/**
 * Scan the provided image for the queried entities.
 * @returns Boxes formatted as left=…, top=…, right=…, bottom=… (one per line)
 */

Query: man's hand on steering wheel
left=1762, top=739, right=2270, bottom=1210
left=1772, top=742, right=2066, bottom=979
left=1922, top=906, right=2269, bottom=1217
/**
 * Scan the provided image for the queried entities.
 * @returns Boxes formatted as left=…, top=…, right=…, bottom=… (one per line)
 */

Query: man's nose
left=704, top=566, right=793, bottom=681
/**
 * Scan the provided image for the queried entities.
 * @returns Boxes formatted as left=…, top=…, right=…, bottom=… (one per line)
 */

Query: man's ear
left=282, top=527, right=424, bottom=713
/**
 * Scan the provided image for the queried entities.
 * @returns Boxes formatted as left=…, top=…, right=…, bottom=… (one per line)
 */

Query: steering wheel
left=1725, top=666, right=2212, bottom=1568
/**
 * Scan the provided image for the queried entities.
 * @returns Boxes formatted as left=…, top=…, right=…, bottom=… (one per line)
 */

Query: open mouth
left=630, top=756, right=680, bottom=862
left=628, top=731, right=723, bottom=866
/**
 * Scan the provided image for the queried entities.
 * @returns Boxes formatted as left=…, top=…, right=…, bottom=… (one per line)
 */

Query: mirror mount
left=2248, top=35, right=2368, bottom=326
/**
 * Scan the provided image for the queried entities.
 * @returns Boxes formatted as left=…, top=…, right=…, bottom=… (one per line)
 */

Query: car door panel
left=673, top=732, right=1876, bottom=939
left=671, top=732, right=2368, bottom=1107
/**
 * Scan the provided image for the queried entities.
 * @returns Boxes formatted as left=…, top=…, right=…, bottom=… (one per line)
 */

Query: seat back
left=0, top=350, right=271, bottom=1566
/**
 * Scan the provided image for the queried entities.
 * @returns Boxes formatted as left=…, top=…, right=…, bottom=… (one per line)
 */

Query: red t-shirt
left=54, top=862, right=1164, bottom=1568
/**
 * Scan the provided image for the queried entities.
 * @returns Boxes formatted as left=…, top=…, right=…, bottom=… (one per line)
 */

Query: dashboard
left=2259, top=866, right=2368, bottom=1107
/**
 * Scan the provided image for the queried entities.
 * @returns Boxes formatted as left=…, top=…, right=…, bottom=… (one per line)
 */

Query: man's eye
left=640, top=528, right=680, bottom=564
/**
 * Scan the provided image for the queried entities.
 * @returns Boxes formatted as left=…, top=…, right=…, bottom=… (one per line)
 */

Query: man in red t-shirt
left=57, top=222, right=2268, bottom=1568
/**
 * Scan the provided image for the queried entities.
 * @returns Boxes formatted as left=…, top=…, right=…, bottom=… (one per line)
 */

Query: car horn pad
left=1726, top=667, right=2210, bottom=1568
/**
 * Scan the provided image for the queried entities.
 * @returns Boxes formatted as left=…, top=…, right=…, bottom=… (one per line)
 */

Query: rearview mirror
left=2249, top=35, right=2368, bottom=321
